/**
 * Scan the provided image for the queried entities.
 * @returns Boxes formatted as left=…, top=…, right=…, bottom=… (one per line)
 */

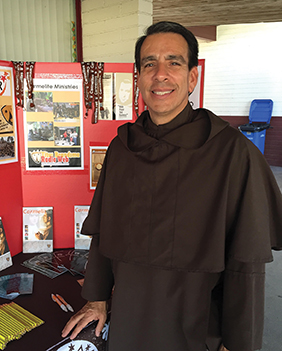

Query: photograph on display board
left=0, top=66, right=18, bottom=164
left=24, top=78, right=84, bottom=170
left=26, top=91, right=53, bottom=112
left=53, top=102, right=80, bottom=121
left=0, top=217, right=12, bottom=271
left=54, top=126, right=80, bottom=146
left=114, top=72, right=133, bottom=120
left=98, top=73, right=113, bottom=121
left=90, top=146, right=108, bottom=190
left=27, top=121, right=54, bottom=141
left=74, top=205, right=91, bottom=250
left=22, top=207, right=53, bottom=253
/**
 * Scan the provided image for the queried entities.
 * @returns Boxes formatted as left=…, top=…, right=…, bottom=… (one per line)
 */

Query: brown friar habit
left=81, top=103, right=282, bottom=351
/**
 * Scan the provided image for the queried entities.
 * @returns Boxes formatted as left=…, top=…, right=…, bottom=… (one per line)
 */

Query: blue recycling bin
left=238, top=99, right=273, bottom=154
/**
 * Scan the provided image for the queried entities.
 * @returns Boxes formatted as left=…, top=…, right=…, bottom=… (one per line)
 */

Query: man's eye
left=171, top=62, right=180, bottom=66
left=144, top=63, right=154, bottom=68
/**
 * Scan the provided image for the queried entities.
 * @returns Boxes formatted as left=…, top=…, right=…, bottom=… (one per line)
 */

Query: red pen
left=51, top=293, right=68, bottom=312
left=56, top=294, right=74, bottom=312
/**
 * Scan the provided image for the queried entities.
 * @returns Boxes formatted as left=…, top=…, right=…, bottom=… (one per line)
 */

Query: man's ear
left=136, top=71, right=140, bottom=88
left=188, top=66, right=199, bottom=94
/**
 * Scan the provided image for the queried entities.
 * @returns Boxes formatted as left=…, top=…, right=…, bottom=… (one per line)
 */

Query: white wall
left=0, top=0, right=75, bottom=62
left=82, top=0, right=152, bottom=63
left=199, top=22, right=282, bottom=117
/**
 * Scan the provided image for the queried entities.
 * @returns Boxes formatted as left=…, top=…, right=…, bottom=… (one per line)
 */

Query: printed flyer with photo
left=114, top=72, right=133, bottom=120
left=0, top=217, right=12, bottom=271
left=90, top=146, right=107, bottom=189
left=23, top=207, right=53, bottom=253
left=24, top=78, right=84, bottom=170
left=74, top=206, right=91, bottom=250
left=0, top=66, right=18, bottom=164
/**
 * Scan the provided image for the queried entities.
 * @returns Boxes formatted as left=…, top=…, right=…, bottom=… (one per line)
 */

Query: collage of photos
left=24, top=79, right=83, bottom=169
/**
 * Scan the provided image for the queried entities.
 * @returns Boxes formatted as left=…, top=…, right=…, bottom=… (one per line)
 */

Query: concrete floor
left=261, top=166, right=282, bottom=350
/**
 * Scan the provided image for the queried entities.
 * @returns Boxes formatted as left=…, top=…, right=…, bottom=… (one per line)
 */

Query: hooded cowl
left=82, top=103, right=282, bottom=272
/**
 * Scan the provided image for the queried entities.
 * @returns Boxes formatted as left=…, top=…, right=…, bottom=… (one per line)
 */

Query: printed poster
left=0, top=66, right=18, bottom=164
left=114, top=72, right=133, bottom=120
left=0, top=217, right=13, bottom=271
left=23, top=207, right=53, bottom=253
left=74, top=205, right=91, bottom=250
left=24, top=78, right=83, bottom=170
left=90, top=146, right=107, bottom=189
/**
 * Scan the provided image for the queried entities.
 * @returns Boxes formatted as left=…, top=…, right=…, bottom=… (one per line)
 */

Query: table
left=0, top=251, right=87, bottom=350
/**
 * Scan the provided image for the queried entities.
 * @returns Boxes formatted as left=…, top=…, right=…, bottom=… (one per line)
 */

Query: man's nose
left=153, top=63, right=168, bottom=82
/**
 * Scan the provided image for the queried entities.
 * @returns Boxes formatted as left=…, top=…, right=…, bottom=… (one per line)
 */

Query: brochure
left=0, top=273, right=34, bottom=299
left=22, top=252, right=67, bottom=279
left=74, top=206, right=91, bottom=250
left=23, top=207, right=53, bottom=253
left=22, top=250, right=89, bottom=278
left=47, top=249, right=89, bottom=276
left=0, top=217, right=12, bottom=271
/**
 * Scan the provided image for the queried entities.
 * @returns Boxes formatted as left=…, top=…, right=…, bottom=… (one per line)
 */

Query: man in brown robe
left=62, top=21, right=282, bottom=351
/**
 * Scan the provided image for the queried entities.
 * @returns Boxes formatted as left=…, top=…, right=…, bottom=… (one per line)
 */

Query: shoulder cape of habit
left=82, top=104, right=282, bottom=272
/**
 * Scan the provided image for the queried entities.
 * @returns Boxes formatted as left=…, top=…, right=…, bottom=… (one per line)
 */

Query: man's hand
left=61, top=301, right=107, bottom=340
left=219, top=345, right=229, bottom=351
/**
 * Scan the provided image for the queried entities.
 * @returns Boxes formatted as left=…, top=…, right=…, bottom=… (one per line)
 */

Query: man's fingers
left=61, top=301, right=107, bottom=339
left=61, top=315, right=82, bottom=338
left=95, top=314, right=107, bottom=337
left=62, top=315, right=94, bottom=339
left=69, top=320, right=89, bottom=340
left=69, top=324, right=84, bottom=340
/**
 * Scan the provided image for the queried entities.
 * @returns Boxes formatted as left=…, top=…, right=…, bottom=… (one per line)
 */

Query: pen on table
left=51, top=293, right=68, bottom=312
left=56, top=294, right=74, bottom=312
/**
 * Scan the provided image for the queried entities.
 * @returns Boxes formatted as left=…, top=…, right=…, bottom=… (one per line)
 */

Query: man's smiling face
left=137, top=32, right=198, bottom=125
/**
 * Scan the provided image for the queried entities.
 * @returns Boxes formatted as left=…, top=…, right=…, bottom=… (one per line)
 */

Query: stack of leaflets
left=0, top=273, right=34, bottom=300
left=22, top=250, right=89, bottom=279
left=0, top=217, right=12, bottom=271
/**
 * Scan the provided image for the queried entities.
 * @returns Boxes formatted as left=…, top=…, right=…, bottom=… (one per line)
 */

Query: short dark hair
left=135, top=21, right=199, bottom=72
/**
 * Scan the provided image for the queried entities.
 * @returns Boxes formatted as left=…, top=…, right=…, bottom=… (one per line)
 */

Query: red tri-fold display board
left=0, top=61, right=141, bottom=256
left=0, top=60, right=204, bottom=256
